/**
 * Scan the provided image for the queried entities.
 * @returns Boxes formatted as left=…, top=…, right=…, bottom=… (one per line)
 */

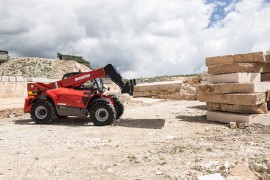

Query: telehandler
left=24, top=64, right=136, bottom=126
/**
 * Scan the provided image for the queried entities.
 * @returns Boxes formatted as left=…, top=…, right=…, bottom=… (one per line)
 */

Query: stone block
left=208, top=63, right=270, bottom=75
left=207, top=111, right=270, bottom=125
left=198, top=82, right=270, bottom=94
left=1, top=76, right=9, bottom=82
left=153, top=93, right=196, bottom=100
left=207, top=102, right=268, bottom=114
left=206, top=55, right=234, bottom=67
left=197, top=92, right=266, bottom=105
left=233, top=52, right=265, bottom=63
left=27, top=77, right=36, bottom=82
left=206, top=52, right=265, bottom=67
left=16, top=76, right=26, bottom=82
left=0, top=82, right=28, bottom=98
left=9, top=76, right=16, bottom=82
left=134, top=81, right=182, bottom=92
left=207, top=73, right=260, bottom=84
left=133, top=89, right=177, bottom=98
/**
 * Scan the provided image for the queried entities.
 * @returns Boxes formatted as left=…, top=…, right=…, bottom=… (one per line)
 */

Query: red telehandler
left=24, top=64, right=136, bottom=126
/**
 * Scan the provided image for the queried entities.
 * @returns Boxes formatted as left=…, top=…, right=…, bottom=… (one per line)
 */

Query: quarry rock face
left=0, top=57, right=91, bottom=79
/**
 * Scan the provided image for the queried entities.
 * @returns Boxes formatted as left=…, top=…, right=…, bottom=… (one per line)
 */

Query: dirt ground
left=0, top=98, right=270, bottom=179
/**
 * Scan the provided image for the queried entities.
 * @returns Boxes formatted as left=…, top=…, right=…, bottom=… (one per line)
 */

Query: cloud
left=0, top=0, right=270, bottom=78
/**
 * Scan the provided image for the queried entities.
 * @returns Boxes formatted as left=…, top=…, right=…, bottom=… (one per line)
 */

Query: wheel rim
left=35, top=106, right=47, bottom=120
left=95, top=108, right=109, bottom=122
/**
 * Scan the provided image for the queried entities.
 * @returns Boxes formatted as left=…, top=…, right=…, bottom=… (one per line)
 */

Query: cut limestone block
left=197, top=92, right=266, bottom=105
left=208, top=63, right=270, bottom=75
left=207, top=73, right=260, bottom=84
left=27, top=77, right=38, bottom=82
left=261, top=73, right=270, bottom=81
left=207, top=111, right=270, bottom=125
left=153, top=93, right=196, bottom=100
left=133, top=89, right=178, bottom=97
left=207, top=102, right=268, bottom=114
left=1, top=76, right=9, bottom=82
left=233, top=52, right=265, bottom=63
left=197, top=82, right=270, bottom=94
left=16, top=76, right=26, bottom=82
left=206, top=52, right=265, bottom=67
left=206, top=55, right=234, bottom=67
left=9, top=76, right=16, bottom=82
left=134, top=81, right=182, bottom=92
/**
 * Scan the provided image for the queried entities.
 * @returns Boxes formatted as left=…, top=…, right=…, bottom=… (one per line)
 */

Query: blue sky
left=207, top=0, right=240, bottom=28
left=0, top=0, right=270, bottom=78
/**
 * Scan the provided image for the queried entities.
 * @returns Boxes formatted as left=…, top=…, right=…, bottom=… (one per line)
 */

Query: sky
left=0, top=0, right=270, bottom=78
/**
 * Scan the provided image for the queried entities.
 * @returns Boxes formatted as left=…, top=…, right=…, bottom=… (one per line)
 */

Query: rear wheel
left=89, top=101, right=116, bottom=126
left=108, top=95, right=124, bottom=119
left=30, top=101, right=57, bottom=124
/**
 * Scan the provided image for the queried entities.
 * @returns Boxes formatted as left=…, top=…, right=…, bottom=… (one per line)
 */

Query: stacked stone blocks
left=198, top=51, right=270, bottom=125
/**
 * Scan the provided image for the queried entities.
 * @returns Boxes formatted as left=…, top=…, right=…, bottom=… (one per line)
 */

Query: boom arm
left=27, top=64, right=136, bottom=95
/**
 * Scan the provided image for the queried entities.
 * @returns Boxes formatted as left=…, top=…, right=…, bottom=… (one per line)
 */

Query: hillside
left=0, top=57, right=91, bottom=79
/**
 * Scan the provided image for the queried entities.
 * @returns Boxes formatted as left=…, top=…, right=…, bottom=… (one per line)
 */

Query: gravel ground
left=0, top=99, right=269, bottom=179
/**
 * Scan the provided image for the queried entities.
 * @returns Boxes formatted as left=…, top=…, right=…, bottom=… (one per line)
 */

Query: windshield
left=81, top=78, right=104, bottom=90
left=95, top=78, right=104, bottom=89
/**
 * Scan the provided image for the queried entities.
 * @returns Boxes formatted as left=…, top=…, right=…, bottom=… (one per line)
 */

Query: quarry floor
left=0, top=98, right=269, bottom=179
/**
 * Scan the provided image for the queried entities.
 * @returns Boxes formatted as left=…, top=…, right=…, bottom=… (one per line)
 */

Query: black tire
left=30, top=101, right=57, bottom=124
left=109, top=95, right=124, bottom=119
left=111, top=96, right=125, bottom=119
left=89, top=101, right=116, bottom=126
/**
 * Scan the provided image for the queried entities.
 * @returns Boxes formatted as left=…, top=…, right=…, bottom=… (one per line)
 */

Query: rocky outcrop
left=0, top=57, right=91, bottom=79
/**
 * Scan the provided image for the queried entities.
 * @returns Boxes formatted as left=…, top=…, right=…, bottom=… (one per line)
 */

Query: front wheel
left=30, top=101, right=57, bottom=124
left=89, top=101, right=116, bottom=126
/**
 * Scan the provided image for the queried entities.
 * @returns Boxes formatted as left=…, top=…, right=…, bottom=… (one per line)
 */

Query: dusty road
left=0, top=99, right=269, bottom=179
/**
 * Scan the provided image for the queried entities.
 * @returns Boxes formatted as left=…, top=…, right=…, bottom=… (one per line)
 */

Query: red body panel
left=47, top=88, right=89, bottom=108
left=24, top=96, right=35, bottom=113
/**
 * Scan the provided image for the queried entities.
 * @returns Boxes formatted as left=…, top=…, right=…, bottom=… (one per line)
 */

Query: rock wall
left=0, top=76, right=59, bottom=98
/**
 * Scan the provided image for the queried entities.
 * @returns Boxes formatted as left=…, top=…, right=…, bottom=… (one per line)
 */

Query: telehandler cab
left=24, top=64, right=136, bottom=126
